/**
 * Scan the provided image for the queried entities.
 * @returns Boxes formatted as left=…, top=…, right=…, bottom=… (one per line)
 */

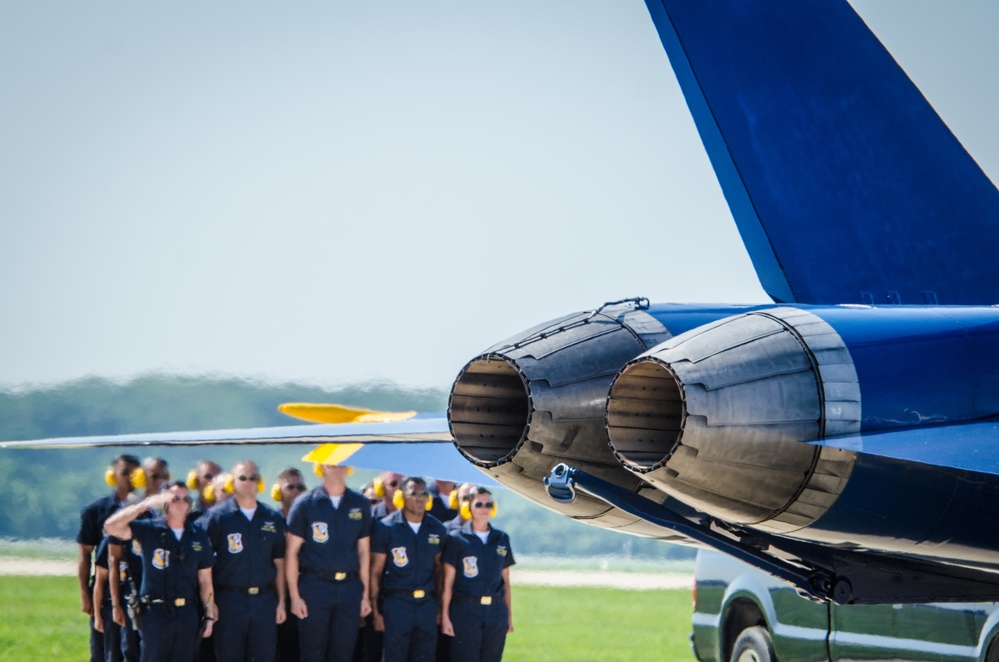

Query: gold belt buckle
left=248, top=587, right=260, bottom=595
left=334, top=572, right=347, bottom=581
left=174, top=598, right=186, bottom=607
left=480, top=596, right=492, bottom=605
left=413, top=589, right=425, bottom=599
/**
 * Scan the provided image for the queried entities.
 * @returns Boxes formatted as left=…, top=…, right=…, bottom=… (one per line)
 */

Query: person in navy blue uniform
left=426, top=480, right=457, bottom=525
left=109, top=532, right=147, bottom=662
left=79, top=454, right=141, bottom=662
left=93, top=535, right=125, bottom=662
left=371, top=472, right=402, bottom=520
left=440, top=487, right=514, bottom=662
left=370, top=477, right=446, bottom=662
left=274, top=467, right=307, bottom=662
left=198, top=461, right=287, bottom=662
left=285, top=452, right=372, bottom=662
left=105, top=481, right=217, bottom=662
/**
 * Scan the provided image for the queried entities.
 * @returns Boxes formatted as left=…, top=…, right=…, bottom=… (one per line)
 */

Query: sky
left=2, top=1, right=998, bottom=392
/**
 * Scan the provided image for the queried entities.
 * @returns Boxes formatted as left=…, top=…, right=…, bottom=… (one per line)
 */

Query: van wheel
left=730, top=625, right=776, bottom=662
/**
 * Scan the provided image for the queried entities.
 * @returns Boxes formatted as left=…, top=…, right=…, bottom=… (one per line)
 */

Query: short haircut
left=401, top=476, right=426, bottom=492
left=278, top=467, right=303, bottom=482
left=112, top=454, right=140, bottom=467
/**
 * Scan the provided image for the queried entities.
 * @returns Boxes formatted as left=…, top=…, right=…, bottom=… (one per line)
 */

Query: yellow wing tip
left=278, top=403, right=416, bottom=424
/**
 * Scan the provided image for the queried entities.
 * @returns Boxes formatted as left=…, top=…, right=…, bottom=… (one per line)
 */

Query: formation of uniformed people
left=78, top=450, right=514, bottom=662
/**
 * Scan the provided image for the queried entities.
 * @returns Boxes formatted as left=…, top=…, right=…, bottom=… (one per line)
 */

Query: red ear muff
left=186, top=470, right=199, bottom=490
left=105, top=469, right=116, bottom=487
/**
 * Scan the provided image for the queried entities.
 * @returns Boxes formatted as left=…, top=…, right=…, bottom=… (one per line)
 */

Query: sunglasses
left=285, top=483, right=306, bottom=492
left=386, top=480, right=399, bottom=488
left=201, top=473, right=215, bottom=481
left=473, top=501, right=494, bottom=509
left=149, top=473, right=168, bottom=480
left=170, top=495, right=191, bottom=504
left=369, top=498, right=380, bottom=505
left=404, top=491, right=428, bottom=499
left=238, top=474, right=261, bottom=482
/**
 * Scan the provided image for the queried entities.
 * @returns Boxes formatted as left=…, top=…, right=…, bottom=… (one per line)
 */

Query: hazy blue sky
left=2, top=1, right=997, bottom=392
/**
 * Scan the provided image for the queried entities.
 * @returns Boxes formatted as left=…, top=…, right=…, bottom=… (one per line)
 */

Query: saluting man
left=104, top=481, right=217, bottom=662
left=370, top=476, right=446, bottom=662
left=198, top=461, right=287, bottom=662
left=285, top=446, right=372, bottom=662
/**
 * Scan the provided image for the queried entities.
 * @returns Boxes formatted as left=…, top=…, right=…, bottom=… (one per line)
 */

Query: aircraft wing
left=0, top=416, right=496, bottom=486
left=644, top=0, right=999, bottom=305
left=809, top=421, right=999, bottom=477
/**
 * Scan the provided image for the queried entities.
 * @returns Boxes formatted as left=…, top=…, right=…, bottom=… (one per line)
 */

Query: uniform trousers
left=99, top=602, right=123, bottom=662
left=122, top=611, right=142, bottom=662
left=140, top=603, right=199, bottom=662
left=91, top=613, right=106, bottom=662
left=382, top=595, right=438, bottom=662
left=448, top=602, right=508, bottom=662
left=297, top=576, right=363, bottom=662
left=213, top=590, right=278, bottom=662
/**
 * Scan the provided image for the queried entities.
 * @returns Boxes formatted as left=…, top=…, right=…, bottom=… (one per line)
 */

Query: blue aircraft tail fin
left=644, top=0, right=999, bottom=305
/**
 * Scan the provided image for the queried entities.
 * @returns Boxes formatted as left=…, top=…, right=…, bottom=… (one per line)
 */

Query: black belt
left=453, top=595, right=500, bottom=605
left=384, top=589, right=435, bottom=599
left=301, top=569, right=358, bottom=582
left=217, top=585, right=275, bottom=595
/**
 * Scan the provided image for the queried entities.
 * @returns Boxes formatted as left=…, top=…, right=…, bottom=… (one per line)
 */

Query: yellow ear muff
left=105, top=469, right=116, bottom=487
left=346, top=466, right=355, bottom=477
left=223, top=475, right=235, bottom=495
left=461, top=498, right=497, bottom=520
left=271, top=483, right=283, bottom=502
left=393, top=489, right=435, bottom=511
left=130, top=468, right=147, bottom=489
left=257, top=476, right=265, bottom=493
left=203, top=483, right=216, bottom=505
left=186, top=470, right=199, bottom=490
left=373, top=477, right=385, bottom=498
left=448, top=490, right=459, bottom=510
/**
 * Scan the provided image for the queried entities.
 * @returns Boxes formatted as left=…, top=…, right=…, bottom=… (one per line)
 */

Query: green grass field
left=0, top=576, right=696, bottom=661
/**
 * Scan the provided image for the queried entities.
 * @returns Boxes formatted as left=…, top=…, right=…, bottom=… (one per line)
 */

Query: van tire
left=730, top=625, right=776, bottom=662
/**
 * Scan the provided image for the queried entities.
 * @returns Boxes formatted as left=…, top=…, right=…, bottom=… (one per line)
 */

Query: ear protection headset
left=186, top=470, right=199, bottom=490
left=313, top=463, right=354, bottom=478
left=203, top=483, right=217, bottom=505
left=105, top=468, right=119, bottom=487
left=448, top=489, right=460, bottom=510
left=373, top=476, right=385, bottom=497
left=104, top=466, right=156, bottom=489
left=271, top=483, right=284, bottom=502
left=223, top=474, right=265, bottom=495
left=392, top=488, right=433, bottom=511
left=460, top=493, right=497, bottom=520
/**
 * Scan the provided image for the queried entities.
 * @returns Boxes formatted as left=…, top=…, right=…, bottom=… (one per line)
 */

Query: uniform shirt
left=442, top=522, right=515, bottom=599
left=198, top=499, right=286, bottom=590
left=371, top=511, right=446, bottom=594
left=287, top=486, right=371, bottom=573
left=428, top=495, right=457, bottom=525
left=78, top=492, right=127, bottom=547
left=94, top=536, right=113, bottom=608
left=371, top=501, right=392, bottom=520
left=129, top=517, right=214, bottom=602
